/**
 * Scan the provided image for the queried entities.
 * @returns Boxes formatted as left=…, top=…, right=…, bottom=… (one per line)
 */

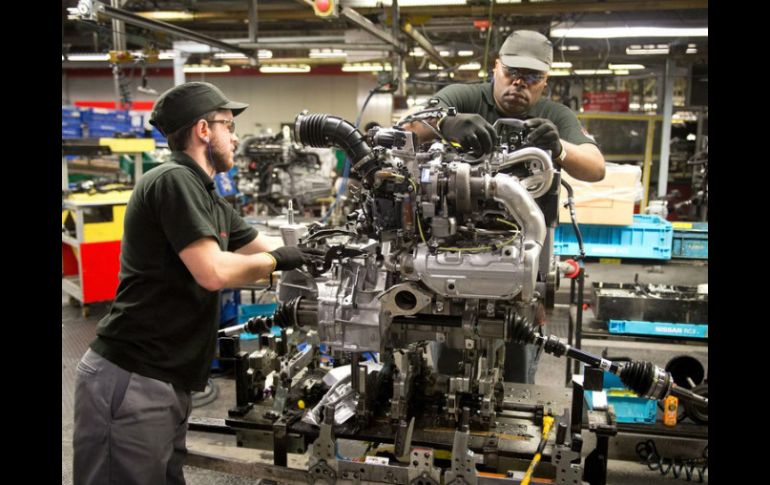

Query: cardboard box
left=559, top=163, right=641, bottom=226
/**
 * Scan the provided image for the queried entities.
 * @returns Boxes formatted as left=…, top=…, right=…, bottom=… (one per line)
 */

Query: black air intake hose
left=294, top=113, right=372, bottom=168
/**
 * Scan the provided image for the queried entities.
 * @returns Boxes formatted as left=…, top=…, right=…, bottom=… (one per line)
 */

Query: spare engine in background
left=234, top=126, right=335, bottom=217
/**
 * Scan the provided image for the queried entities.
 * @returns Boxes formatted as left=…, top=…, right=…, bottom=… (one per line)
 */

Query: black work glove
left=267, top=246, right=326, bottom=271
left=524, top=118, right=564, bottom=159
left=439, top=113, right=499, bottom=155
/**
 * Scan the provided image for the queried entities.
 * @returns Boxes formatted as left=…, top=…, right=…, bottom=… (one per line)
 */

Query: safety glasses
left=207, top=119, right=236, bottom=133
left=501, top=67, right=547, bottom=84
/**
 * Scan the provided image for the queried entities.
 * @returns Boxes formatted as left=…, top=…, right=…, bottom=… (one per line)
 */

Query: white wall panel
left=63, top=72, right=392, bottom=136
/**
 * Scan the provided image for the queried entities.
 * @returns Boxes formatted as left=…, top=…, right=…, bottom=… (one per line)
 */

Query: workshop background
left=62, top=1, right=708, bottom=484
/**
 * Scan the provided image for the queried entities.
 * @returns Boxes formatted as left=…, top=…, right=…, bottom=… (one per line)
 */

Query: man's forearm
left=211, top=251, right=276, bottom=289
left=558, top=141, right=606, bottom=182
left=234, top=234, right=279, bottom=255
left=180, top=238, right=276, bottom=291
left=401, top=118, right=440, bottom=144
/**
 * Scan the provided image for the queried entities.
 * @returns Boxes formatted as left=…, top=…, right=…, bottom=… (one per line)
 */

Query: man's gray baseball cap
left=149, top=81, right=248, bottom=135
left=499, top=30, right=553, bottom=72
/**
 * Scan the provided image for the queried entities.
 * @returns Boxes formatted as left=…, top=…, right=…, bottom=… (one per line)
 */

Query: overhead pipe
left=88, top=1, right=253, bottom=56
left=402, top=23, right=451, bottom=69
left=340, top=6, right=407, bottom=54
left=238, top=42, right=395, bottom=51
left=129, top=1, right=708, bottom=23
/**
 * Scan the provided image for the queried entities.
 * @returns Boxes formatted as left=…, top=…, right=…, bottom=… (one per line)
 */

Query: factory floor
left=62, top=259, right=708, bottom=484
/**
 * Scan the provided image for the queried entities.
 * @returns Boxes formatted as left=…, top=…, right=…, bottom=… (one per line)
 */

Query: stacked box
left=62, top=106, right=157, bottom=139
left=84, top=108, right=133, bottom=137
left=558, top=163, right=642, bottom=226
left=129, top=111, right=146, bottom=136
left=62, top=106, right=83, bottom=138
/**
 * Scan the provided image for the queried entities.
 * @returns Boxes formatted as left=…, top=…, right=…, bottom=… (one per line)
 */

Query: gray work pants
left=73, top=348, right=192, bottom=485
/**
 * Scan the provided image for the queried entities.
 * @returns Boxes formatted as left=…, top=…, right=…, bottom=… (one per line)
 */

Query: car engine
left=235, top=128, right=334, bottom=216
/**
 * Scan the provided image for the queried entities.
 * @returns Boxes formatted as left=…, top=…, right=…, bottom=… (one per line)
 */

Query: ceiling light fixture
left=551, top=25, right=708, bottom=39
left=341, top=63, right=392, bottom=72
left=608, top=63, right=645, bottom=70
left=214, top=50, right=272, bottom=60
left=66, top=53, right=110, bottom=61
left=626, top=44, right=670, bottom=55
left=552, top=62, right=572, bottom=69
left=183, top=64, right=231, bottom=73
left=138, top=11, right=195, bottom=21
left=259, top=64, right=311, bottom=74
left=573, top=69, right=613, bottom=76
left=458, top=62, right=481, bottom=71
left=458, top=50, right=474, bottom=57
left=309, top=49, right=347, bottom=59
left=214, top=53, right=247, bottom=60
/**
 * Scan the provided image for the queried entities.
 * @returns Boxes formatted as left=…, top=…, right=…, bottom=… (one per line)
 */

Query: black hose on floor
left=191, top=378, right=219, bottom=408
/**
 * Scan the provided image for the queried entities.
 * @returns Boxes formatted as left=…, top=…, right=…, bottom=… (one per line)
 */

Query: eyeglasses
left=501, top=67, right=547, bottom=84
left=207, top=119, right=236, bottom=134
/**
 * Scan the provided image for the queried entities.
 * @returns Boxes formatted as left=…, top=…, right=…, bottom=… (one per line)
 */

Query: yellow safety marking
left=99, top=138, right=155, bottom=153
left=672, top=222, right=694, bottom=229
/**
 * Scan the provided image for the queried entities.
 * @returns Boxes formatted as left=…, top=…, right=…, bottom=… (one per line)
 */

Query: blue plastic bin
left=62, top=127, right=83, bottom=139
left=585, top=371, right=657, bottom=424
left=89, top=122, right=133, bottom=133
left=219, top=289, right=242, bottom=325
left=608, top=319, right=708, bottom=339
left=554, top=214, right=673, bottom=260
left=605, top=392, right=657, bottom=424
left=62, top=107, right=82, bottom=121
left=83, top=108, right=130, bottom=124
left=62, top=106, right=84, bottom=138
left=672, top=225, right=708, bottom=259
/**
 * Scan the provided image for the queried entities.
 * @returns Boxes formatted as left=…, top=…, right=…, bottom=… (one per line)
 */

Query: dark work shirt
left=434, top=82, right=597, bottom=146
left=91, top=152, right=258, bottom=391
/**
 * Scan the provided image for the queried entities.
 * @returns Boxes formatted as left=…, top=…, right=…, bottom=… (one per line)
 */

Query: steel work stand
left=565, top=265, right=586, bottom=385
left=566, top=271, right=709, bottom=458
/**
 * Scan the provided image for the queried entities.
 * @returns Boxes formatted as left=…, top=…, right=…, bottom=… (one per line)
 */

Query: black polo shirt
left=91, top=152, right=258, bottom=391
left=434, top=82, right=597, bottom=146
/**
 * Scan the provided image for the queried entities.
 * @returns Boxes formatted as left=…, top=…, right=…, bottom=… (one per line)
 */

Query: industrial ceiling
left=62, top=1, right=708, bottom=87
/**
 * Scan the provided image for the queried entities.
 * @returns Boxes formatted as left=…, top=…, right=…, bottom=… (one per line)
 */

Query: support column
left=657, top=58, right=675, bottom=199
left=173, top=49, right=189, bottom=86
left=111, top=0, right=127, bottom=107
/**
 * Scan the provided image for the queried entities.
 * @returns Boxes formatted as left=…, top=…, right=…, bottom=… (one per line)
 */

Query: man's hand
left=439, top=113, right=499, bottom=155
left=266, top=247, right=326, bottom=271
left=524, top=118, right=563, bottom=159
